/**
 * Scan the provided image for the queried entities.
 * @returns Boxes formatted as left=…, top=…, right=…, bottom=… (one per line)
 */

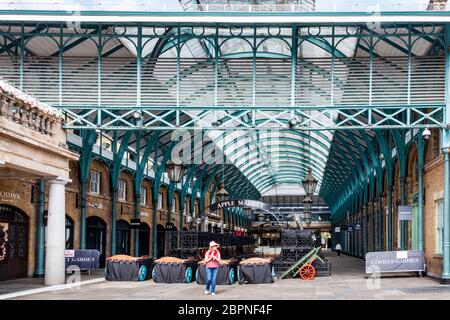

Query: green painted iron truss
left=0, top=20, right=447, bottom=208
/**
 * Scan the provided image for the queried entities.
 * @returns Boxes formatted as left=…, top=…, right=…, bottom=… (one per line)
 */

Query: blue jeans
left=205, top=267, right=219, bottom=293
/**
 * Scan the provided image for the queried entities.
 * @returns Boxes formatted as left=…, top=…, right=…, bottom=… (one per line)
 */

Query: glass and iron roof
left=0, top=0, right=445, bottom=202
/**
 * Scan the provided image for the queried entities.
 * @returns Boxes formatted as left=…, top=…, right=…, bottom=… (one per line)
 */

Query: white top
left=335, top=244, right=342, bottom=250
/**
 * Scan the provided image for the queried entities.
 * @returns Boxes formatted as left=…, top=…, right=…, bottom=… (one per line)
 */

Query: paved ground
left=0, top=271, right=104, bottom=296
left=3, top=251, right=450, bottom=300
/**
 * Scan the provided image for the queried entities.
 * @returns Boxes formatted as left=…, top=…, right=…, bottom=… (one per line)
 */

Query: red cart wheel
left=299, top=264, right=315, bottom=280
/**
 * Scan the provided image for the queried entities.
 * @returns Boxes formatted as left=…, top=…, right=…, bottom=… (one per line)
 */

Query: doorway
left=116, top=220, right=131, bottom=255
left=86, top=216, right=106, bottom=267
left=139, top=223, right=150, bottom=257
left=0, top=205, right=28, bottom=281
left=157, top=224, right=165, bottom=258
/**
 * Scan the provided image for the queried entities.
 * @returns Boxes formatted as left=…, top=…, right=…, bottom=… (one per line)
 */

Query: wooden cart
left=279, top=247, right=325, bottom=280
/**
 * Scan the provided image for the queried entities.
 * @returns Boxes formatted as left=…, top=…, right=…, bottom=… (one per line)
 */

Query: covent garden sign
left=209, top=199, right=271, bottom=212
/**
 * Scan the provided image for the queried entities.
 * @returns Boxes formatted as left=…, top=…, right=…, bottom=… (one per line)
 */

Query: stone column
left=399, top=176, right=407, bottom=250
left=45, top=179, right=67, bottom=286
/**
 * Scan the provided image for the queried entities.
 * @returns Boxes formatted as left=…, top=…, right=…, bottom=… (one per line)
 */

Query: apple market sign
left=210, top=199, right=271, bottom=212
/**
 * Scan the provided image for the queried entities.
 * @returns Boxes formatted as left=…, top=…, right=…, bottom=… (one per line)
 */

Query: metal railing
left=0, top=55, right=445, bottom=108
left=0, top=1, right=447, bottom=14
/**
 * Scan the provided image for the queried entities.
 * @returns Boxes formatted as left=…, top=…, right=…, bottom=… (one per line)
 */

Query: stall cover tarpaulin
left=196, top=263, right=236, bottom=285
left=153, top=262, right=198, bottom=283
left=365, top=251, right=425, bottom=273
left=105, top=258, right=153, bottom=281
left=239, top=263, right=273, bottom=284
left=65, top=250, right=100, bottom=270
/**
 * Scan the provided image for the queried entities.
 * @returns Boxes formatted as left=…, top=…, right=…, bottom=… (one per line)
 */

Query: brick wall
left=423, top=155, right=444, bottom=278
left=0, top=156, right=217, bottom=279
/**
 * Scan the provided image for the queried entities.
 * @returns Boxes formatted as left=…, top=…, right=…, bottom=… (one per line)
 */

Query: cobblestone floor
left=3, top=251, right=450, bottom=300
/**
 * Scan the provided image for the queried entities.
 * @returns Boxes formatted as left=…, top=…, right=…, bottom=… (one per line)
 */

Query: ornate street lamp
left=215, top=182, right=229, bottom=202
left=304, top=211, right=312, bottom=227
left=165, top=158, right=186, bottom=183
left=303, top=196, right=313, bottom=211
left=302, top=195, right=313, bottom=228
left=258, top=212, right=265, bottom=222
left=301, top=168, right=318, bottom=196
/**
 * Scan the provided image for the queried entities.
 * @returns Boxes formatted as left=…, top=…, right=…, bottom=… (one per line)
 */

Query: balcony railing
left=0, top=81, right=60, bottom=137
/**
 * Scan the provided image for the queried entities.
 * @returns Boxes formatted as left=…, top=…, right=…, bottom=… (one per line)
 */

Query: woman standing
left=204, top=241, right=221, bottom=296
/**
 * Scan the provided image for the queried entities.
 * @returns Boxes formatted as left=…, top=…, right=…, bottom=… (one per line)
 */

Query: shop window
left=436, top=199, right=444, bottom=255
left=89, top=170, right=100, bottom=194
left=172, top=199, right=176, bottom=213
left=118, top=179, right=127, bottom=202
left=140, top=187, right=147, bottom=206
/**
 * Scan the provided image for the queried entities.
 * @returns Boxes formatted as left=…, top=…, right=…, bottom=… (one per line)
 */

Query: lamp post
left=165, top=159, right=185, bottom=255
left=301, top=168, right=318, bottom=228
left=303, top=196, right=313, bottom=228
left=215, top=182, right=229, bottom=202
left=165, top=158, right=186, bottom=184
left=301, top=168, right=318, bottom=195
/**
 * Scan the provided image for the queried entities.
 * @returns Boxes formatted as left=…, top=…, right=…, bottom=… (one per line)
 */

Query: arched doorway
left=65, top=215, right=74, bottom=250
left=139, top=223, right=150, bottom=257
left=116, top=220, right=131, bottom=255
left=86, top=216, right=106, bottom=267
left=157, top=224, right=165, bottom=258
left=0, top=205, right=28, bottom=281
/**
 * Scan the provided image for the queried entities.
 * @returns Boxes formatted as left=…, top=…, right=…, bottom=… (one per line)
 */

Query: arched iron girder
left=375, top=131, right=394, bottom=186
left=237, top=153, right=327, bottom=182
left=247, top=166, right=319, bottom=190
left=199, top=167, right=220, bottom=212
left=231, top=147, right=326, bottom=179
left=224, top=134, right=330, bottom=164
left=237, top=152, right=326, bottom=186
left=330, top=137, right=364, bottom=179
left=258, top=179, right=307, bottom=195
left=218, top=135, right=330, bottom=185
left=219, top=167, right=261, bottom=199
left=322, top=130, right=383, bottom=209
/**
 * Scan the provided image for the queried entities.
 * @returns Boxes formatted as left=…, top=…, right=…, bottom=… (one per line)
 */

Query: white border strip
left=0, top=277, right=105, bottom=300
left=1, top=14, right=450, bottom=24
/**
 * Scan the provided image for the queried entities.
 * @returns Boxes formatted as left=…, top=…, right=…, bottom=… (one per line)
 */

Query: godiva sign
left=0, top=190, right=21, bottom=201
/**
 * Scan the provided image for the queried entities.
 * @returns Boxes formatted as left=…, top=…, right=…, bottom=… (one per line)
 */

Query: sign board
left=340, top=225, right=348, bottom=231
left=210, top=199, right=271, bottom=212
left=165, top=223, right=174, bottom=230
left=130, top=218, right=141, bottom=229
left=347, top=226, right=354, bottom=232
left=0, top=190, right=21, bottom=202
left=398, top=205, right=412, bottom=221
left=65, top=250, right=100, bottom=270
left=355, top=223, right=362, bottom=230
left=334, top=226, right=341, bottom=233
left=365, top=250, right=425, bottom=273
left=65, top=250, right=75, bottom=258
